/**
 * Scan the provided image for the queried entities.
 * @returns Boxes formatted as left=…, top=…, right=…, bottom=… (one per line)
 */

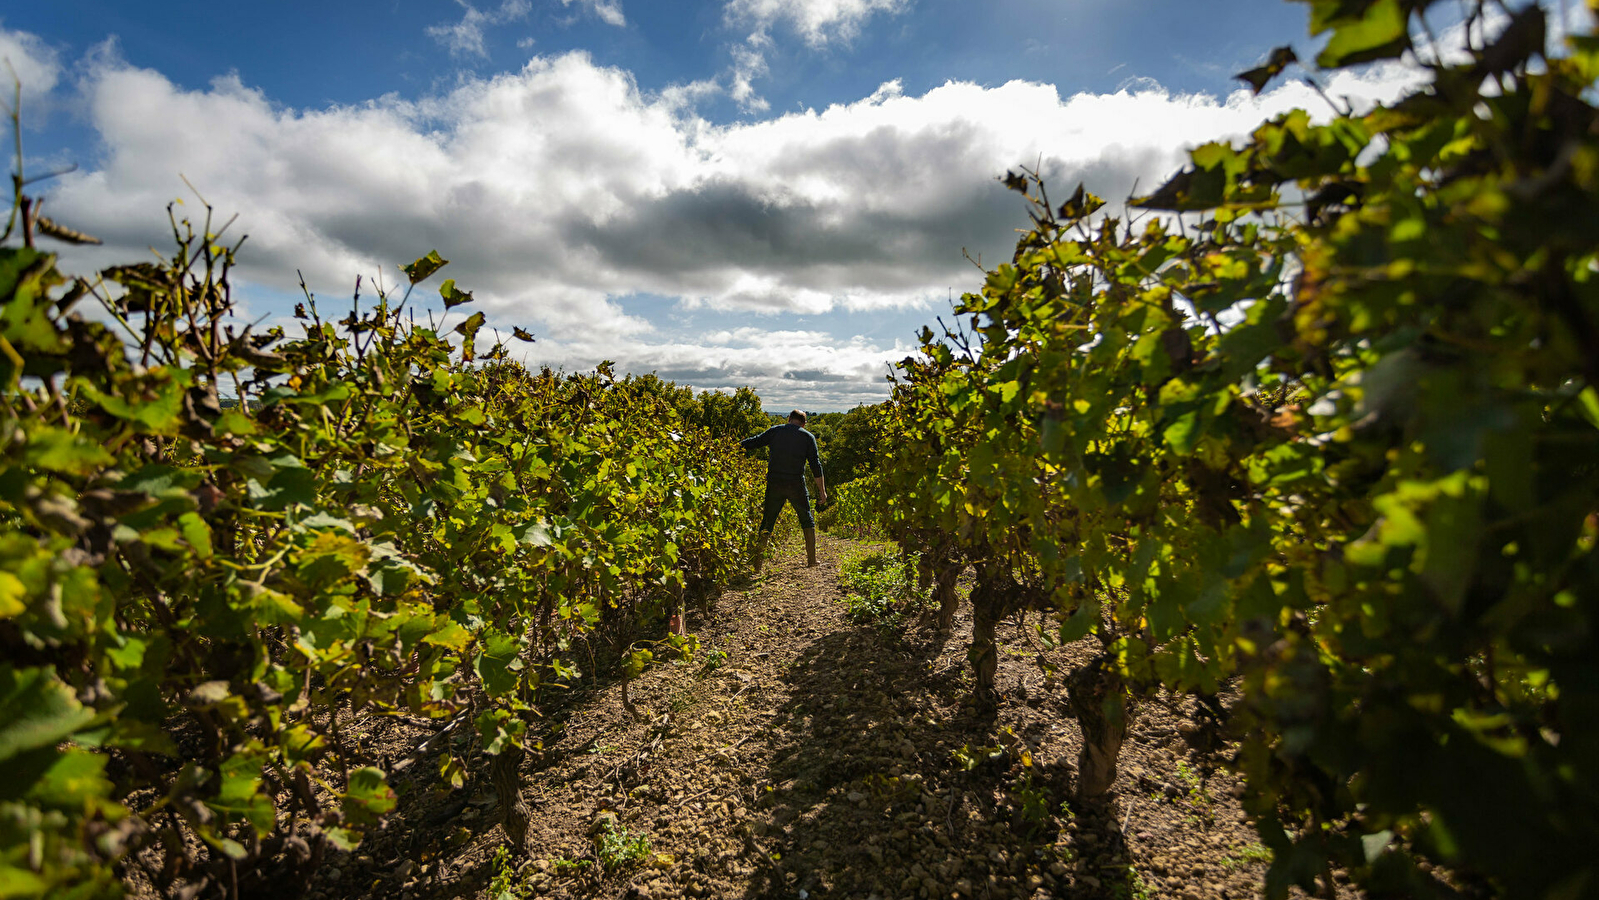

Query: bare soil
left=303, top=532, right=1335, bottom=900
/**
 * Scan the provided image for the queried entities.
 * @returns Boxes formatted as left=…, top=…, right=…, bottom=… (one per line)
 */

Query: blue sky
left=1, top=0, right=1482, bottom=408
left=9, top=1, right=1312, bottom=122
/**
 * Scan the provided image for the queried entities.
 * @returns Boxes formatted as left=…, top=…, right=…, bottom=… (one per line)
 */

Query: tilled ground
left=310, top=532, right=1339, bottom=900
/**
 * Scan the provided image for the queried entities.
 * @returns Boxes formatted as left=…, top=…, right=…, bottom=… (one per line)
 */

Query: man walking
left=741, top=410, right=827, bottom=570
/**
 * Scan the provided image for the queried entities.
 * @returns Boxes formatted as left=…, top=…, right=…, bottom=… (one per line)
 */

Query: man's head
left=788, top=409, right=807, bottom=426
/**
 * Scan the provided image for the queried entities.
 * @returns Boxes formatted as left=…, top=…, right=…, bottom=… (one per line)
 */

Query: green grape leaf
left=1313, top=0, right=1411, bottom=68
left=473, top=629, right=524, bottom=697
left=402, top=250, right=448, bottom=285
left=439, top=278, right=475, bottom=309
left=342, top=767, right=396, bottom=825
left=454, top=311, right=487, bottom=339
left=23, top=427, right=115, bottom=475
left=78, top=379, right=186, bottom=433
left=1057, top=183, right=1107, bottom=221
left=19, top=747, right=113, bottom=811
left=519, top=521, right=555, bottom=547
left=250, top=466, right=318, bottom=511
left=0, top=666, right=101, bottom=763
left=178, top=512, right=213, bottom=559
left=1133, top=164, right=1226, bottom=212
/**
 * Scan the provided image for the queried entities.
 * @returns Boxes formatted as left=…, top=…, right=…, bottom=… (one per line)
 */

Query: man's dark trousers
left=760, top=474, right=814, bottom=533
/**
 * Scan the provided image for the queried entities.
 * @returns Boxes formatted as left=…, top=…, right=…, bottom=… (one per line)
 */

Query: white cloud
left=724, top=0, right=908, bottom=47
left=426, top=0, right=533, bottom=59
left=728, top=31, right=771, bottom=112
left=37, top=30, right=1430, bottom=407
left=0, top=24, right=62, bottom=121
left=531, top=325, right=908, bottom=409
left=720, top=0, right=908, bottom=111
left=561, top=0, right=627, bottom=27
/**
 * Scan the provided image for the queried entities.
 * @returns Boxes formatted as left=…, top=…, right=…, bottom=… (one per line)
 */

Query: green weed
left=592, top=816, right=651, bottom=871
left=1012, top=775, right=1053, bottom=838
left=488, top=846, right=531, bottom=900
left=1114, top=866, right=1153, bottom=900
left=553, top=857, right=593, bottom=876
left=950, top=742, right=1006, bottom=772
left=700, top=648, right=729, bottom=674
left=1221, top=843, right=1272, bottom=871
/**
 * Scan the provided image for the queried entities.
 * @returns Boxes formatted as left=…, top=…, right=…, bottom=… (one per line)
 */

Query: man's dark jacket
left=741, top=423, right=824, bottom=481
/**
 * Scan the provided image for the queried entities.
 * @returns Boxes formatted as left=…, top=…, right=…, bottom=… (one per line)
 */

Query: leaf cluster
left=873, top=1, right=1599, bottom=896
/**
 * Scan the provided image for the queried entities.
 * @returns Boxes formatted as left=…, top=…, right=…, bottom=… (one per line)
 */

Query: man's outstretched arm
left=740, top=427, right=774, bottom=451
left=808, top=436, right=827, bottom=503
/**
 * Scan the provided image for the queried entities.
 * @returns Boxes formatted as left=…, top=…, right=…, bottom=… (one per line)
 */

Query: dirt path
left=314, top=532, right=1297, bottom=900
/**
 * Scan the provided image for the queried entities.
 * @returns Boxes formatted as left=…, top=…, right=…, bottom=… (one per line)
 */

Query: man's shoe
left=804, top=528, right=818, bottom=567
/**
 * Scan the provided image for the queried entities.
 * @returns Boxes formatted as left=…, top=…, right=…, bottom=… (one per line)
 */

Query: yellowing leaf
left=0, top=572, right=25, bottom=618
left=424, top=620, right=472, bottom=653
left=439, top=278, right=474, bottom=309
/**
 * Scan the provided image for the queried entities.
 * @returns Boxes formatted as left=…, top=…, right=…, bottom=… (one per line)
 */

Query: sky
left=0, top=1, right=1561, bottom=409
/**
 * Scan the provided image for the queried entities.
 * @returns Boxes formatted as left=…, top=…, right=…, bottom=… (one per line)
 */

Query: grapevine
left=870, top=2, right=1599, bottom=896
left=0, top=188, right=767, bottom=896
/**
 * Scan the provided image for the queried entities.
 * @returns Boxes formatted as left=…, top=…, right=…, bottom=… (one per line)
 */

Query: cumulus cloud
left=533, top=325, right=907, bottom=408
left=561, top=0, right=627, bottom=27
left=0, top=24, right=63, bottom=121
left=728, top=31, right=772, bottom=112
left=35, top=25, right=1434, bottom=406
left=427, top=0, right=533, bottom=59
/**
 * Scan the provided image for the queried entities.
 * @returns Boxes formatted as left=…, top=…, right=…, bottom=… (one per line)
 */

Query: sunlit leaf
left=402, top=250, right=448, bottom=285
left=439, top=278, right=474, bottom=309
left=1312, top=0, right=1410, bottom=68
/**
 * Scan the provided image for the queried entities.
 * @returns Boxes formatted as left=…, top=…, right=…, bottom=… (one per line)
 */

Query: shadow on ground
left=734, top=616, right=1123, bottom=900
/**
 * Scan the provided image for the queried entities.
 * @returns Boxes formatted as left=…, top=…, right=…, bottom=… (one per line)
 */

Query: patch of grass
left=857, top=772, right=920, bottom=802
left=592, top=815, right=651, bottom=872
left=1169, top=759, right=1216, bottom=827
left=838, top=545, right=925, bottom=624
left=1222, top=842, right=1272, bottom=870
left=1175, top=760, right=1210, bottom=804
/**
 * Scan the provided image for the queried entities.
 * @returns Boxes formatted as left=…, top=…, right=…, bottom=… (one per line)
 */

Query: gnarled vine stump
left=1066, top=653, right=1134, bottom=801
left=491, top=745, right=533, bottom=852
